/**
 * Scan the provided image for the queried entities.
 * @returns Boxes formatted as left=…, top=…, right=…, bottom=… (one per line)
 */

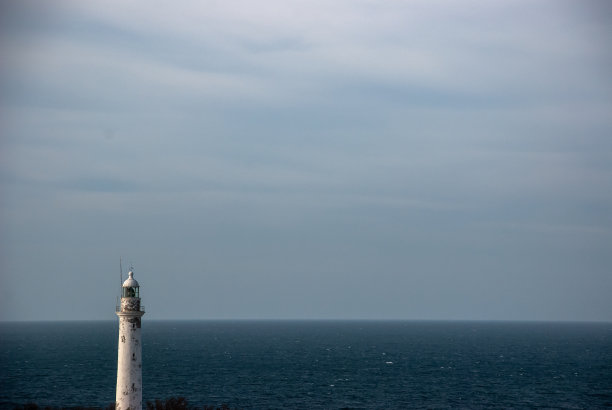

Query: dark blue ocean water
left=1, top=321, right=611, bottom=409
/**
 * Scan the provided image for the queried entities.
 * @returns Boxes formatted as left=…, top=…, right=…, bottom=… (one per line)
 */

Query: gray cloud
left=1, top=0, right=611, bottom=322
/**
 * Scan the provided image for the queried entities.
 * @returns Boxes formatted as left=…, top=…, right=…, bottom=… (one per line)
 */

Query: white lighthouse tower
left=115, top=269, right=145, bottom=410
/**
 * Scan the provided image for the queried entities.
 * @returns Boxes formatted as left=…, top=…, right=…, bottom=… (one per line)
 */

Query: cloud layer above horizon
left=1, top=0, right=611, bottom=321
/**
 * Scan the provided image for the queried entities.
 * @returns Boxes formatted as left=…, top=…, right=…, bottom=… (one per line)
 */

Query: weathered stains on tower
left=116, top=270, right=145, bottom=410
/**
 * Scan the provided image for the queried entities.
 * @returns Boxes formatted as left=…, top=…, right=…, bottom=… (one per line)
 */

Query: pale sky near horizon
left=1, top=0, right=611, bottom=321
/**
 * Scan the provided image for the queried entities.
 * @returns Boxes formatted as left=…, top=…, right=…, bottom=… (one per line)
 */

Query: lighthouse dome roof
left=122, top=270, right=140, bottom=288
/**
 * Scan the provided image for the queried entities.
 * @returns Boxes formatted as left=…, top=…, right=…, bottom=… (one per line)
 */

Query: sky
left=1, top=0, right=611, bottom=321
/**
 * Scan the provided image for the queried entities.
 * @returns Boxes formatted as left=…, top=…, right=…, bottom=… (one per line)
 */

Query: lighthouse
left=116, top=269, right=145, bottom=410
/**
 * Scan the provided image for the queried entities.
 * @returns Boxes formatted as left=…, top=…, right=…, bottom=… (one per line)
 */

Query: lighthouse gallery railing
left=116, top=305, right=145, bottom=313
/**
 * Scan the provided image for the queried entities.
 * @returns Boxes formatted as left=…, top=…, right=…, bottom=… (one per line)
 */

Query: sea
left=1, top=320, right=611, bottom=409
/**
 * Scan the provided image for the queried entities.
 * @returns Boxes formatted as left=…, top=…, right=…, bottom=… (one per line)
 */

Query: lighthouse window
left=122, top=287, right=139, bottom=298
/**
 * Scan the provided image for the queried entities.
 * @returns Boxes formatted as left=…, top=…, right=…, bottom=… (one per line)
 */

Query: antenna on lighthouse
left=116, top=257, right=123, bottom=308
left=120, top=257, right=124, bottom=296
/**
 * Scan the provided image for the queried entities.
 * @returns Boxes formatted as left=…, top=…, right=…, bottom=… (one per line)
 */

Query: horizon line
left=1, top=318, right=611, bottom=324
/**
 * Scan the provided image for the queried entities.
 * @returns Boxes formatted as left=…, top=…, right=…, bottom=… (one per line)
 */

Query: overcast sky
left=1, top=0, right=611, bottom=321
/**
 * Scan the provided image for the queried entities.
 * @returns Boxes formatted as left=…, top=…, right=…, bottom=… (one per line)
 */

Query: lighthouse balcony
left=116, top=305, right=145, bottom=313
